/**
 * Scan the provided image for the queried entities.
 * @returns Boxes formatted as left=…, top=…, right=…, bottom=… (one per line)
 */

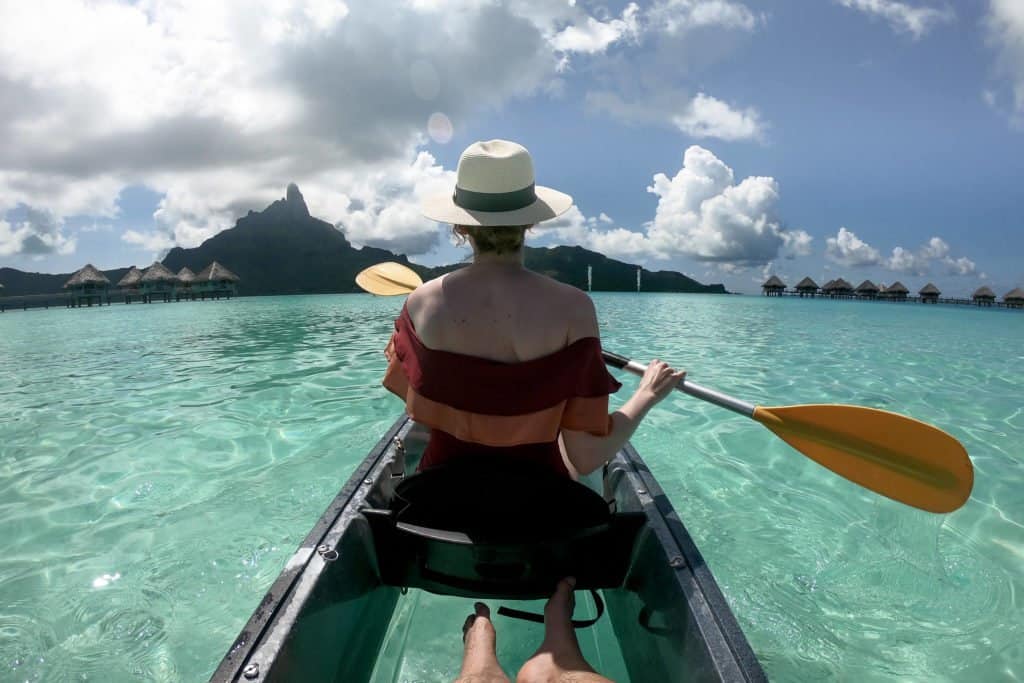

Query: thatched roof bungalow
left=64, top=264, right=111, bottom=307
left=823, top=278, right=854, bottom=297
left=194, top=262, right=240, bottom=299
left=972, top=286, right=996, bottom=306
left=141, top=262, right=177, bottom=284
left=64, top=264, right=110, bottom=291
left=794, top=277, right=819, bottom=297
left=919, top=283, right=941, bottom=303
left=761, top=275, right=786, bottom=296
left=116, top=266, right=144, bottom=303
left=884, top=281, right=909, bottom=301
left=855, top=279, right=880, bottom=299
left=139, top=262, right=177, bottom=302
left=175, top=267, right=197, bottom=301
left=117, top=266, right=143, bottom=289
left=1005, top=287, right=1024, bottom=309
left=176, top=267, right=196, bottom=288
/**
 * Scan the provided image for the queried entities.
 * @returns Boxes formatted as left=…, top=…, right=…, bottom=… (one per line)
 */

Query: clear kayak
left=210, top=417, right=766, bottom=682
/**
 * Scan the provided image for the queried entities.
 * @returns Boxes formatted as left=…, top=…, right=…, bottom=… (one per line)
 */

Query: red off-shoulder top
left=383, top=305, right=621, bottom=476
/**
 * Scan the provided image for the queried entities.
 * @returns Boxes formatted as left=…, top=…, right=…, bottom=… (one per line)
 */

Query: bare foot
left=456, top=602, right=510, bottom=683
left=516, top=579, right=613, bottom=683
left=541, top=577, right=579, bottom=653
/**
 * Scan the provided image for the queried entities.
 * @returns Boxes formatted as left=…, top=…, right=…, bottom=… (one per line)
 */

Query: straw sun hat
left=421, top=139, right=573, bottom=227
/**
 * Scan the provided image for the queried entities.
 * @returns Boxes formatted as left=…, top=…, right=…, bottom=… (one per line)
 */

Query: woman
left=383, top=140, right=684, bottom=683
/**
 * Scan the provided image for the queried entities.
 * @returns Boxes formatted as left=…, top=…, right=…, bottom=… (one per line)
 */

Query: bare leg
left=455, top=602, right=510, bottom=683
left=516, top=578, right=614, bottom=683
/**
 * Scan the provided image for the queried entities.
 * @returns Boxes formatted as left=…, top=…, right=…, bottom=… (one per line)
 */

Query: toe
left=462, top=614, right=477, bottom=643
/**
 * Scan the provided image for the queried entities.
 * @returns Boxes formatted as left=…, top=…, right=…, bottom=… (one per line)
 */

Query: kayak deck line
left=210, top=417, right=767, bottom=682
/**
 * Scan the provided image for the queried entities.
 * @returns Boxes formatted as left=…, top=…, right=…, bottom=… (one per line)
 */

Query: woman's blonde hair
left=452, top=224, right=532, bottom=255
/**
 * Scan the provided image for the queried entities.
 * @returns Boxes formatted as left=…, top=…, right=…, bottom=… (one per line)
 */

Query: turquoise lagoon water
left=0, top=293, right=1021, bottom=681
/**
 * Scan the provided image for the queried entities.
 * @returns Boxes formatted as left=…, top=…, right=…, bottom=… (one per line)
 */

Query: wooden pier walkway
left=768, top=291, right=1021, bottom=309
left=0, top=290, right=235, bottom=313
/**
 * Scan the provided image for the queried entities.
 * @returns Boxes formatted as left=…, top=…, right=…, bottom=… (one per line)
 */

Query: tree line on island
left=0, top=184, right=726, bottom=298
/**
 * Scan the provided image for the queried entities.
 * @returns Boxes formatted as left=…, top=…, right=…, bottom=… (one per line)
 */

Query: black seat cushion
left=392, top=457, right=610, bottom=542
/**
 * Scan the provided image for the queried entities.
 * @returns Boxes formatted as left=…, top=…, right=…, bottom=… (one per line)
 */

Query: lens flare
left=427, top=112, right=453, bottom=144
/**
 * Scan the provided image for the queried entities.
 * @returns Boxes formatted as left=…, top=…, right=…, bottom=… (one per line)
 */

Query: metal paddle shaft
left=602, top=350, right=755, bottom=417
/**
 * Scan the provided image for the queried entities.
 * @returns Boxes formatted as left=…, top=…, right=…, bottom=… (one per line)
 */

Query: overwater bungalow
left=794, top=277, right=819, bottom=297
left=885, top=281, right=909, bottom=301
left=64, top=264, right=110, bottom=307
left=176, top=267, right=197, bottom=301
left=117, top=266, right=144, bottom=303
left=140, top=262, right=178, bottom=303
left=1005, top=287, right=1024, bottom=309
left=972, top=286, right=996, bottom=306
left=855, top=279, right=880, bottom=299
left=761, top=275, right=786, bottom=296
left=194, top=261, right=240, bottom=299
left=823, top=278, right=854, bottom=298
left=919, top=283, right=941, bottom=303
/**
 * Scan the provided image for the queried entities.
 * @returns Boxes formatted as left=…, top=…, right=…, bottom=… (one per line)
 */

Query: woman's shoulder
left=525, top=273, right=599, bottom=342
left=405, top=273, right=446, bottom=318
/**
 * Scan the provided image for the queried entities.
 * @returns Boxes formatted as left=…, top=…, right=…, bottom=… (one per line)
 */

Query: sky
left=0, top=0, right=1022, bottom=296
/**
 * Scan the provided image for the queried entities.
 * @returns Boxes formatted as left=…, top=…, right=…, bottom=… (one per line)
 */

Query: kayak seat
left=363, top=458, right=645, bottom=601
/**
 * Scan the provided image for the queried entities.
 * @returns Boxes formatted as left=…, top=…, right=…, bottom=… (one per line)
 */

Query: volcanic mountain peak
left=285, top=183, right=309, bottom=218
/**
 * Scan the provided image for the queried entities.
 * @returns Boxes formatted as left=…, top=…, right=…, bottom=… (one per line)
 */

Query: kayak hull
left=210, top=417, right=766, bottom=682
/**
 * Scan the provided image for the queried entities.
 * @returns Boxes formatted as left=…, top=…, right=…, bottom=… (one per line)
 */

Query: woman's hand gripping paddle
left=356, top=262, right=974, bottom=513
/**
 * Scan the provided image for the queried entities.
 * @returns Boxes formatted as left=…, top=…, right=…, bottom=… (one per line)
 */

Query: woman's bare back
left=405, top=264, right=598, bottom=364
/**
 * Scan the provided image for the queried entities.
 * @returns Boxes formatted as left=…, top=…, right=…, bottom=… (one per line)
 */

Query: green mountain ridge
left=0, top=184, right=727, bottom=296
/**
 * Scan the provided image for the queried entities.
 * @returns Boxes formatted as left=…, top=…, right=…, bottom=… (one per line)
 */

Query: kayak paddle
left=602, top=351, right=972, bottom=513
left=355, top=261, right=973, bottom=513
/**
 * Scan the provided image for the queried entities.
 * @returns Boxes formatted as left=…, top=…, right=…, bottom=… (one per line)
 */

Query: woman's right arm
left=561, top=360, right=685, bottom=475
left=560, top=292, right=684, bottom=475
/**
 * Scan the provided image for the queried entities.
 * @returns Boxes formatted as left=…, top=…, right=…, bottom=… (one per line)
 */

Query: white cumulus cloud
left=920, top=236, right=950, bottom=259
left=827, top=230, right=978, bottom=276
left=550, top=3, right=640, bottom=55
left=0, top=0, right=565, bottom=253
left=942, top=255, right=976, bottom=276
left=835, top=0, right=954, bottom=39
left=541, top=206, right=660, bottom=260
left=672, top=93, right=766, bottom=141
left=0, top=209, right=77, bottom=257
left=825, top=227, right=883, bottom=266
left=541, top=146, right=806, bottom=266
left=645, top=146, right=809, bottom=264
left=578, top=0, right=766, bottom=142
left=589, top=91, right=766, bottom=142
left=648, top=0, right=762, bottom=34
left=886, top=245, right=925, bottom=274
left=984, top=0, right=1024, bottom=128
left=0, top=0, right=773, bottom=260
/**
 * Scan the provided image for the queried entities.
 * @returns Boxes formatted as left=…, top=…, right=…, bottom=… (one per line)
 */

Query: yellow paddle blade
left=355, top=262, right=422, bottom=296
left=753, top=405, right=973, bottom=513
